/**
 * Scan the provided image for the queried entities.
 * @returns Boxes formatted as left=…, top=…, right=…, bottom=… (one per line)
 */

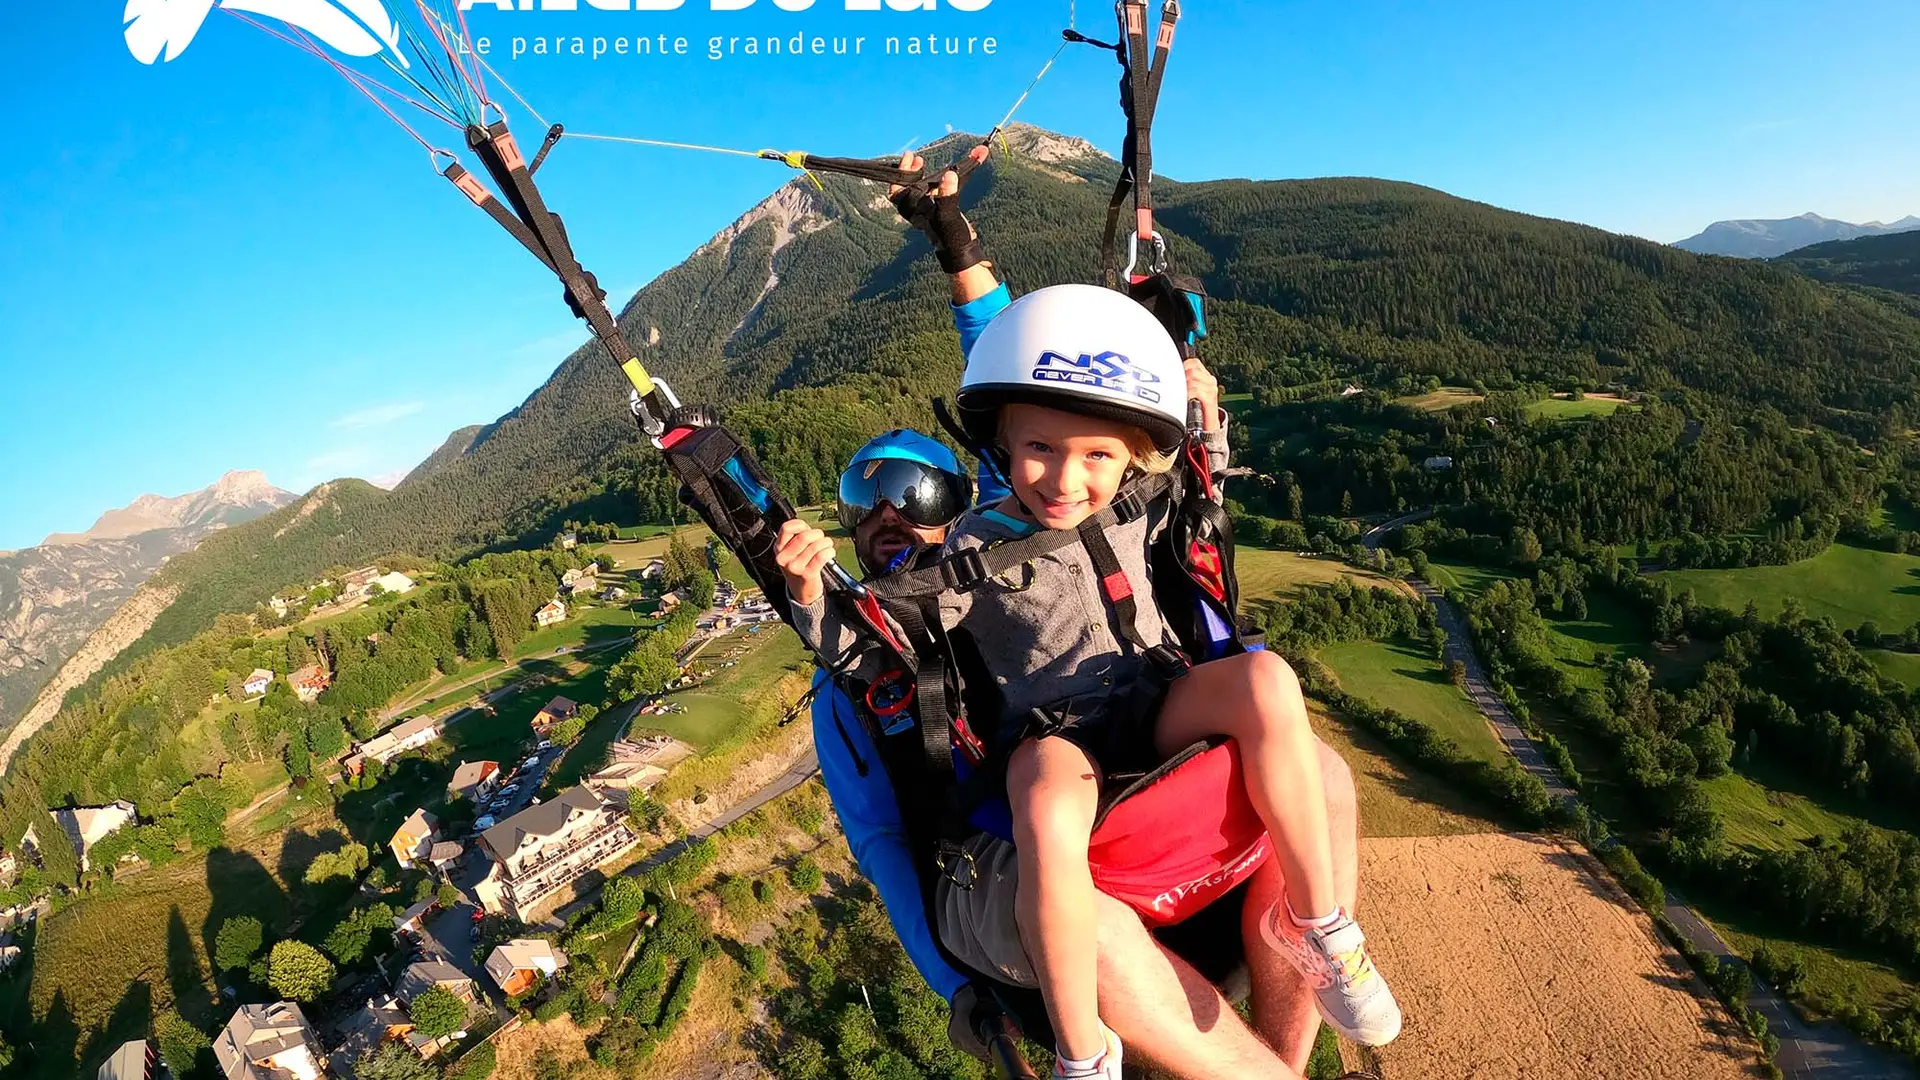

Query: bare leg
left=1088, top=888, right=1305, bottom=1080
left=1156, top=651, right=1338, bottom=918
left=1245, top=740, right=1362, bottom=1070
left=1008, top=736, right=1106, bottom=1060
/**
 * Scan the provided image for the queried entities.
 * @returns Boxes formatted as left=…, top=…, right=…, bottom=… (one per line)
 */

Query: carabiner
left=1122, top=230, right=1169, bottom=280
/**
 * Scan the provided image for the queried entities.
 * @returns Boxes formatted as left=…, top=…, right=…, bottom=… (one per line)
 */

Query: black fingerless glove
left=891, top=184, right=987, bottom=274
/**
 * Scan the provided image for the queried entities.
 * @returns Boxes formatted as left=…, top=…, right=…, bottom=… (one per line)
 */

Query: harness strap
left=864, top=473, right=1177, bottom=601
left=1097, top=0, right=1182, bottom=288
left=1078, top=514, right=1159, bottom=656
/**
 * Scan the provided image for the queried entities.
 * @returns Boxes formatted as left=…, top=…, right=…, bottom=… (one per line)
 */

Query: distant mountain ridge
left=1675, top=212, right=1920, bottom=259
left=41, top=469, right=292, bottom=546
left=0, top=471, right=295, bottom=733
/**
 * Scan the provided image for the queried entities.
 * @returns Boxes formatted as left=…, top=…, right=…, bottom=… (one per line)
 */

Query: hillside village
left=2, top=529, right=814, bottom=1079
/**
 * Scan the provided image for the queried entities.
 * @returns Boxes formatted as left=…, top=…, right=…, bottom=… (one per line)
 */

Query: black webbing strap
left=441, top=162, right=556, bottom=273
left=1077, top=513, right=1159, bottom=655
left=862, top=473, right=1177, bottom=601
left=773, top=148, right=986, bottom=195
left=890, top=599, right=958, bottom=786
left=1097, top=0, right=1181, bottom=288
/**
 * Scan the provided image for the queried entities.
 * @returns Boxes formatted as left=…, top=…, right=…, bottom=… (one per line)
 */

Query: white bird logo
left=124, top=0, right=408, bottom=67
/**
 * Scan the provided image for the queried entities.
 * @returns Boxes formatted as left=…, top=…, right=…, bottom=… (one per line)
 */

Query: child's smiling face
left=1001, top=403, right=1139, bottom=530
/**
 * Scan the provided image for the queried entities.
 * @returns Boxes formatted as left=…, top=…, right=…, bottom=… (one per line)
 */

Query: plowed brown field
left=1353, top=833, right=1760, bottom=1079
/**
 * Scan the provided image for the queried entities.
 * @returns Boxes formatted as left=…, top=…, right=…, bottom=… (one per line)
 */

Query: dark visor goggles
left=837, top=457, right=972, bottom=532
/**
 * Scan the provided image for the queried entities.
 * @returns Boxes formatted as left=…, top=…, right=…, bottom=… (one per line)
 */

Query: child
left=778, top=284, right=1401, bottom=1077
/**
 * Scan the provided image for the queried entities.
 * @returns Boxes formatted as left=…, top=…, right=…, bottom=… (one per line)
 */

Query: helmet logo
left=1032, top=350, right=1163, bottom=405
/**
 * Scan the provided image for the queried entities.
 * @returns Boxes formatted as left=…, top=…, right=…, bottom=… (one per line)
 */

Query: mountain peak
left=1675, top=212, right=1920, bottom=258
left=41, top=472, right=297, bottom=547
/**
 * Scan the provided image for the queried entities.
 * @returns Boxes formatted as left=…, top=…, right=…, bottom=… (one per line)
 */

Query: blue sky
left=2, top=0, right=1918, bottom=550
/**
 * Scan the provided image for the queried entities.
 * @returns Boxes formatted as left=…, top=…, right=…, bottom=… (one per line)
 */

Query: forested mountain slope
left=103, top=125, right=1920, bottom=675
left=1778, top=229, right=1920, bottom=300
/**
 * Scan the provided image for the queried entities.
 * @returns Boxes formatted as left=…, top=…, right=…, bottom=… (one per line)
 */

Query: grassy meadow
left=1657, top=542, right=1920, bottom=629
left=1317, top=639, right=1507, bottom=764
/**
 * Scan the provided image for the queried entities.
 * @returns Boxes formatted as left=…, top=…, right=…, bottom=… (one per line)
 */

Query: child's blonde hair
left=999, top=406, right=1177, bottom=475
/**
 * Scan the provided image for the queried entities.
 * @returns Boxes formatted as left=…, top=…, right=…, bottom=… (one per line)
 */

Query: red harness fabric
left=1088, top=740, right=1272, bottom=927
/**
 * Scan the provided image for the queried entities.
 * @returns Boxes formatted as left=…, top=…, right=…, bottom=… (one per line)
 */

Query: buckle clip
left=938, top=842, right=979, bottom=891
left=1111, top=489, right=1147, bottom=525
left=942, top=547, right=990, bottom=590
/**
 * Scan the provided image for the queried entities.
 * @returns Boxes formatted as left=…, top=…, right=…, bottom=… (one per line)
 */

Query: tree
left=408, top=985, right=470, bottom=1038
left=323, top=903, right=394, bottom=966
left=268, top=939, right=336, bottom=1002
left=437, top=880, right=460, bottom=909
left=547, top=716, right=588, bottom=746
left=355, top=1041, right=438, bottom=1080
left=304, top=843, right=370, bottom=885
left=1447, top=659, right=1469, bottom=689
left=215, top=915, right=265, bottom=972
left=285, top=723, right=312, bottom=779
left=154, top=1011, right=210, bottom=1077
left=308, top=715, right=349, bottom=761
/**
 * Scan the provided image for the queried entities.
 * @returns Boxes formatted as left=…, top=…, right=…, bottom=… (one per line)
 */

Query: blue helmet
left=846, top=428, right=965, bottom=476
left=838, top=430, right=972, bottom=539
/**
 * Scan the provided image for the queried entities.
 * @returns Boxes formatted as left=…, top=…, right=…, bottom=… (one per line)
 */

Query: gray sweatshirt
left=790, top=422, right=1231, bottom=737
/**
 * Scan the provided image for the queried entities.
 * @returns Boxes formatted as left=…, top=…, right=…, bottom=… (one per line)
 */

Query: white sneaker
left=1052, top=1025, right=1122, bottom=1080
left=1262, top=907, right=1403, bottom=1046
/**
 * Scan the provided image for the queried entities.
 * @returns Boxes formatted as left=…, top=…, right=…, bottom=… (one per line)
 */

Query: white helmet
left=957, top=283, right=1188, bottom=454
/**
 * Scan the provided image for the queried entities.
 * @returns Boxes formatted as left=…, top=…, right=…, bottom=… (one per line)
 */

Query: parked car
left=537, top=739, right=554, bottom=750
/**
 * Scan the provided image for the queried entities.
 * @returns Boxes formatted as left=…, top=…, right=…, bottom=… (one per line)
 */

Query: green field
left=1525, top=395, right=1626, bottom=421
left=1702, top=897, right=1918, bottom=1025
left=1421, top=558, right=1516, bottom=597
left=1537, top=592, right=1653, bottom=693
left=511, top=603, right=649, bottom=660
left=1701, top=768, right=1865, bottom=854
left=1236, top=546, right=1412, bottom=607
left=1866, top=648, right=1920, bottom=687
left=635, top=628, right=814, bottom=751
left=1658, top=542, right=1920, bottom=629
left=1317, top=639, right=1507, bottom=764
left=1393, top=387, right=1485, bottom=412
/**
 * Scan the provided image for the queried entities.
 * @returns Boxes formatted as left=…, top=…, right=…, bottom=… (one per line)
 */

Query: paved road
left=1364, top=514, right=1909, bottom=1079
left=1412, top=582, right=1577, bottom=805
left=547, top=747, right=820, bottom=926
left=1663, top=894, right=1914, bottom=1080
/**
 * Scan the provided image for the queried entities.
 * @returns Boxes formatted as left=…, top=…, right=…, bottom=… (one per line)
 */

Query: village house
left=640, top=559, right=665, bottom=582
left=599, top=585, right=627, bottom=602
left=97, top=1039, right=156, bottom=1080
left=529, top=696, right=578, bottom=736
left=427, top=840, right=464, bottom=871
left=242, top=669, right=274, bottom=697
left=53, top=800, right=137, bottom=872
left=288, top=664, right=331, bottom=703
left=446, top=760, right=500, bottom=803
left=389, top=808, right=438, bottom=871
left=560, top=563, right=601, bottom=596
left=340, top=566, right=382, bottom=600
left=472, top=786, right=640, bottom=921
left=214, top=1001, right=324, bottom=1080
left=533, top=598, right=567, bottom=628
left=342, top=715, right=440, bottom=774
left=397, top=959, right=475, bottom=1006
left=0, top=849, right=17, bottom=887
left=329, top=992, right=452, bottom=1074
left=1423, top=455, right=1456, bottom=471
left=560, top=531, right=579, bottom=550
left=483, top=938, right=567, bottom=997
left=394, top=898, right=436, bottom=935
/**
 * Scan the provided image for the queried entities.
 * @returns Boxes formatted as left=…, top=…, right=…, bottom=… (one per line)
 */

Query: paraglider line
left=225, top=10, right=462, bottom=132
